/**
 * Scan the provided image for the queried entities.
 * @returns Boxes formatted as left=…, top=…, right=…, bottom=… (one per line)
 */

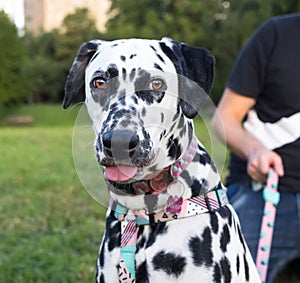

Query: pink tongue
left=105, top=166, right=138, bottom=182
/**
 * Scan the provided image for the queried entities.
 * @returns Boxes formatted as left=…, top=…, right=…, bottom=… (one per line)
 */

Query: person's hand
left=247, top=148, right=284, bottom=183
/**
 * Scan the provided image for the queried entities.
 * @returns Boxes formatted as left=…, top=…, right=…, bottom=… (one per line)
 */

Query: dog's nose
left=102, top=130, right=139, bottom=160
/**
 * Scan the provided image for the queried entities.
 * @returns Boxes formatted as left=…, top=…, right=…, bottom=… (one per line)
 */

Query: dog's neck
left=107, top=135, right=222, bottom=211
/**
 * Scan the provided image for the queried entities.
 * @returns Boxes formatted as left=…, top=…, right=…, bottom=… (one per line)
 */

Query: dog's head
left=64, top=38, right=214, bottom=183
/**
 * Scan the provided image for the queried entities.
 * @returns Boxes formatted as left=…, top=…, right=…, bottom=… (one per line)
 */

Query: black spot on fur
left=154, top=91, right=165, bottom=103
left=90, top=51, right=99, bottom=63
left=154, top=63, right=163, bottom=72
left=150, top=45, right=157, bottom=52
left=122, top=67, right=126, bottom=80
left=134, top=70, right=154, bottom=104
left=129, top=105, right=137, bottom=112
left=236, top=255, right=240, bottom=274
left=167, top=136, right=182, bottom=160
left=160, top=113, right=164, bottom=123
left=200, top=178, right=210, bottom=193
left=210, top=213, right=219, bottom=234
left=156, top=53, right=165, bottom=64
left=191, top=179, right=201, bottom=197
left=188, top=227, right=213, bottom=267
left=99, top=274, right=105, bottom=283
left=136, top=235, right=146, bottom=253
left=237, top=224, right=246, bottom=252
left=118, top=90, right=126, bottom=105
left=180, top=170, right=192, bottom=190
left=130, top=54, right=137, bottom=59
left=106, top=213, right=121, bottom=252
left=112, top=109, right=132, bottom=121
left=191, top=178, right=210, bottom=197
left=98, top=244, right=105, bottom=268
left=146, top=222, right=168, bottom=248
left=196, top=145, right=216, bottom=174
left=220, top=257, right=232, bottom=283
left=220, top=224, right=230, bottom=252
left=177, top=115, right=185, bottom=129
left=243, top=253, right=250, bottom=281
left=136, top=260, right=149, bottom=283
left=152, top=250, right=186, bottom=277
left=179, top=126, right=187, bottom=137
left=187, top=121, right=193, bottom=141
left=131, top=95, right=138, bottom=105
left=213, top=262, right=221, bottom=283
left=159, top=130, right=166, bottom=141
left=172, top=111, right=180, bottom=122
left=107, top=64, right=119, bottom=78
left=194, top=146, right=213, bottom=167
left=129, top=68, right=136, bottom=81
left=96, top=268, right=99, bottom=281
left=120, top=55, right=126, bottom=62
left=219, top=206, right=233, bottom=227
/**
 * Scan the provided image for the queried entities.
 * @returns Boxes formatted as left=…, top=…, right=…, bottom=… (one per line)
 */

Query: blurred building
left=24, top=0, right=110, bottom=34
left=0, top=0, right=25, bottom=32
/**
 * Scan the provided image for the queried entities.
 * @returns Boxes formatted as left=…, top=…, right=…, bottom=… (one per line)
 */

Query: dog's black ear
left=160, top=38, right=215, bottom=118
left=63, top=40, right=102, bottom=109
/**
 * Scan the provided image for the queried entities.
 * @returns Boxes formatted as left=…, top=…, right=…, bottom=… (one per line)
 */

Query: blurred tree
left=106, top=0, right=222, bottom=46
left=54, top=7, right=102, bottom=103
left=211, top=0, right=300, bottom=101
left=55, top=7, right=101, bottom=61
left=22, top=31, right=63, bottom=103
left=16, top=1, right=300, bottom=105
left=22, top=7, right=102, bottom=103
left=0, top=11, right=27, bottom=108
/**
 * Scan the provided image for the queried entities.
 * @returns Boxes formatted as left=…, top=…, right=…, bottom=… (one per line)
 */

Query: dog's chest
left=106, top=205, right=241, bottom=282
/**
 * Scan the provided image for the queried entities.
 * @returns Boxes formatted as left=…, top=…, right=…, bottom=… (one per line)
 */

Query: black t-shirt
left=226, top=13, right=300, bottom=193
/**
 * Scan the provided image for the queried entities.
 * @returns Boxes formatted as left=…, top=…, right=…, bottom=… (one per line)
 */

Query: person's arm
left=211, top=88, right=284, bottom=183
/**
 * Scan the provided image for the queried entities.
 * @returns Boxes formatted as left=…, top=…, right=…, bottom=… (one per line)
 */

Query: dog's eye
left=93, top=78, right=107, bottom=89
left=149, top=79, right=164, bottom=90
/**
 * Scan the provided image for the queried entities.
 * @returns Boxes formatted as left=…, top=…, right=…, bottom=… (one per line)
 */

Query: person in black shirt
left=212, top=13, right=300, bottom=283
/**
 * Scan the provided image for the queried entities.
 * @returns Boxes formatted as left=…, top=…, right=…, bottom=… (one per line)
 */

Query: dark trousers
left=228, top=182, right=300, bottom=283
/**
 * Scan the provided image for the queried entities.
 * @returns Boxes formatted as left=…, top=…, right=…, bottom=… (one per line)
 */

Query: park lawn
left=0, top=105, right=107, bottom=282
left=3, top=103, right=81, bottom=127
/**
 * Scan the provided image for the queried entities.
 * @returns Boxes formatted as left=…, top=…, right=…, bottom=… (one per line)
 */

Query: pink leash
left=256, top=168, right=280, bottom=283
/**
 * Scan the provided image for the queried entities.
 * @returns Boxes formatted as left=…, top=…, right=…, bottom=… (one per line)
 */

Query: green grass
left=3, top=103, right=81, bottom=127
left=194, top=116, right=229, bottom=179
left=0, top=105, right=106, bottom=282
left=0, top=104, right=298, bottom=282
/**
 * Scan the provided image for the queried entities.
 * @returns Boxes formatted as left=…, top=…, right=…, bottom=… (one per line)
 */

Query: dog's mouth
left=102, top=149, right=160, bottom=182
left=104, top=165, right=138, bottom=182
left=97, top=130, right=157, bottom=182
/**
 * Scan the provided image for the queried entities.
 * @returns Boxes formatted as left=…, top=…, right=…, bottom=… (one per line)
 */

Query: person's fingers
left=259, top=156, right=271, bottom=175
left=247, top=150, right=285, bottom=183
left=272, top=154, right=284, bottom=177
left=247, top=159, right=267, bottom=183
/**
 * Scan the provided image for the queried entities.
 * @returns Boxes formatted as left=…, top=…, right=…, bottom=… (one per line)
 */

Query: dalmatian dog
left=63, top=38, right=260, bottom=283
